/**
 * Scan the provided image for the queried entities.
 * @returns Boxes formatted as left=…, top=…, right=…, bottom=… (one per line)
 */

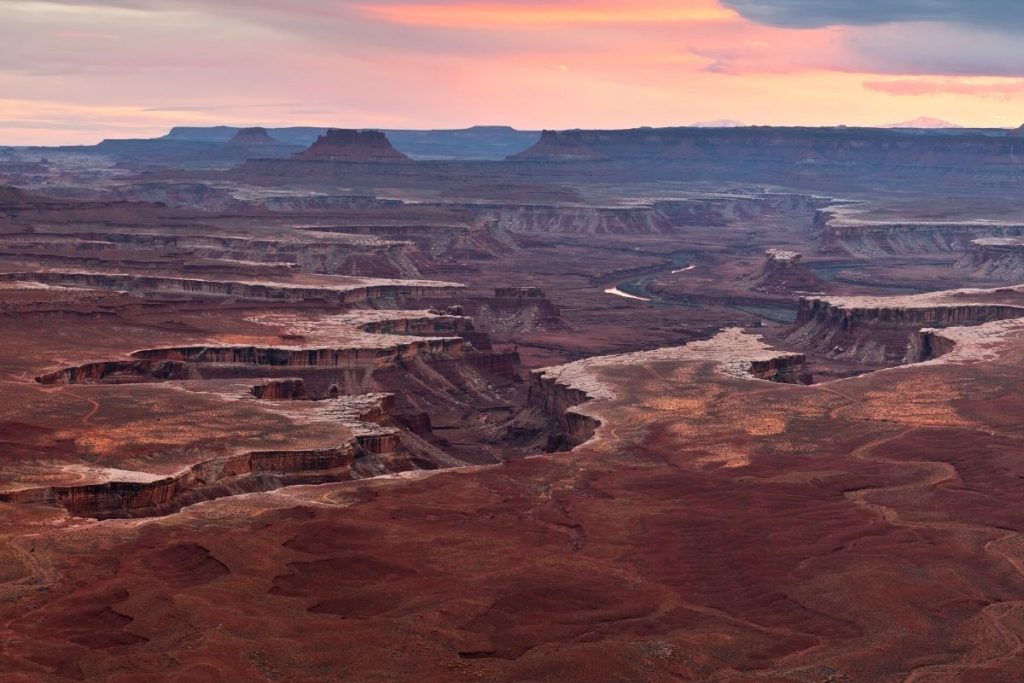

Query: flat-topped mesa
left=294, top=129, right=410, bottom=161
left=765, top=249, right=801, bottom=263
left=789, top=287, right=1024, bottom=364
left=754, top=249, right=824, bottom=293
left=226, top=126, right=281, bottom=147
left=956, top=237, right=1024, bottom=281
left=509, top=130, right=605, bottom=161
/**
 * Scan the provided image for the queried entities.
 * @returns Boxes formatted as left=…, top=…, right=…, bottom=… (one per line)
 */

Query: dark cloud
left=840, top=22, right=1024, bottom=77
left=722, top=0, right=1022, bottom=29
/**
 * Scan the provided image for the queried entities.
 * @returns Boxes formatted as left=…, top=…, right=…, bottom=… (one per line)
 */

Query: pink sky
left=2, top=0, right=1024, bottom=144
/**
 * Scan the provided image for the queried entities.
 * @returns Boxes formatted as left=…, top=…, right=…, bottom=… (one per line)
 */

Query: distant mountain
left=884, top=117, right=962, bottom=129
left=691, top=119, right=744, bottom=128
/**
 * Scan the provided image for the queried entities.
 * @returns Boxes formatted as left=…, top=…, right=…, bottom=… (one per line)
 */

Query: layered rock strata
left=789, top=286, right=1024, bottom=364
left=0, top=394, right=398, bottom=518
left=0, top=271, right=462, bottom=304
left=817, top=208, right=1024, bottom=256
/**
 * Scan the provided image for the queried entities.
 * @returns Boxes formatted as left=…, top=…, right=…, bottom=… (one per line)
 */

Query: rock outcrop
left=227, top=127, right=281, bottom=147
left=509, top=130, right=604, bottom=161
left=294, top=129, right=409, bottom=162
left=753, top=249, right=824, bottom=293
left=251, top=378, right=307, bottom=399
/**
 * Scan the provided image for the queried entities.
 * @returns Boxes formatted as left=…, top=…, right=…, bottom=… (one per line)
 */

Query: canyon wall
left=818, top=213, right=1024, bottom=257
left=955, top=239, right=1024, bottom=281
left=0, top=271, right=460, bottom=304
left=527, top=370, right=601, bottom=450
left=37, top=338, right=468, bottom=385
left=0, top=441, right=365, bottom=519
left=789, top=296, right=1024, bottom=363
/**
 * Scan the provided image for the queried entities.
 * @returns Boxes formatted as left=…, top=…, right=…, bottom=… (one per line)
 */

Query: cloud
left=4, top=0, right=1024, bottom=144
left=864, top=78, right=1024, bottom=98
left=354, top=1, right=737, bottom=28
left=721, top=0, right=1023, bottom=29
left=838, top=22, right=1024, bottom=77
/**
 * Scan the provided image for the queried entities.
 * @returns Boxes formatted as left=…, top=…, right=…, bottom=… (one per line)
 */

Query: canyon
left=3, top=124, right=1024, bottom=681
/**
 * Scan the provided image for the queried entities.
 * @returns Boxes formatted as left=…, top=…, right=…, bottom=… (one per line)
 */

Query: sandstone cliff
left=788, top=290, right=1024, bottom=364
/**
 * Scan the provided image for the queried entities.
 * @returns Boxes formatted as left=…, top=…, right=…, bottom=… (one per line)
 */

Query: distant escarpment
left=506, top=127, right=1024, bottom=192
left=294, top=129, right=410, bottom=162
left=511, top=126, right=1024, bottom=166
left=817, top=211, right=1024, bottom=257
left=231, top=127, right=1024, bottom=193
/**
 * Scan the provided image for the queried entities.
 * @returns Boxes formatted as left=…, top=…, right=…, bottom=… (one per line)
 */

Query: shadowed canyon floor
left=4, top=126, right=1024, bottom=681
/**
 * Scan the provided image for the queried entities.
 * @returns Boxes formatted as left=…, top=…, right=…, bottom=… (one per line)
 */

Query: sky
left=2, top=0, right=1024, bottom=144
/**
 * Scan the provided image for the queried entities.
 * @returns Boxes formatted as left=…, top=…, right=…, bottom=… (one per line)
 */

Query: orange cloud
left=864, top=78, right=1024, bottom=99
left=356, top=1, right=738, bottom=27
